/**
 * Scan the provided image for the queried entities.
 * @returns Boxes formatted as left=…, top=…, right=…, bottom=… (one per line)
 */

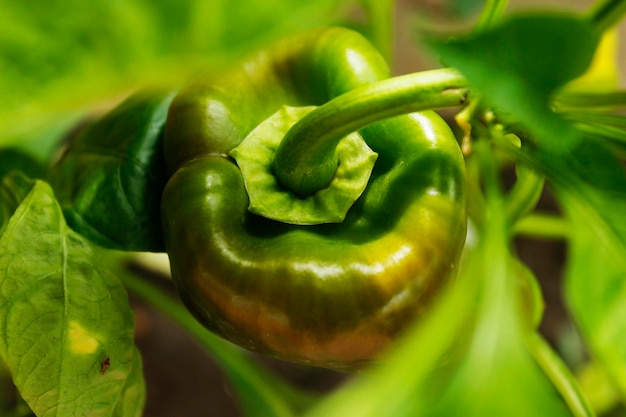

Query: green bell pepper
left=162, top=27, right=467, bottom=370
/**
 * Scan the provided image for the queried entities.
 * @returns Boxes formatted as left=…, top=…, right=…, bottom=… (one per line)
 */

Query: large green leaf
left=0, top=0, right=351, bottom=149
left=427, top=13, right=599, bottom=150
left=47, top=89, right=175, bottom=252
left=0, top=149, right=44, bottom=182
left=561, top=187, right=626, bottom=398
left=0, top=175, right=144, bottom=417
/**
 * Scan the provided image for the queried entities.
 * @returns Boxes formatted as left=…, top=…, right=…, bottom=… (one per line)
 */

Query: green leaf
left=559, top=100, right=626, bottom=156
left=426, top=13, right=600, bottom=150
left=230, top=106, right=377, bottom=224
left=1, top=356, right=34, bottom=417
left=429, top=13, right=598, bottom=91
left=0, top=173, right=37, bottom=235
left=47, top=89, right=175, bottom=252
left=0, top=178, right=145, bottom=417
left=562, top=187, right=626, bottom=399
left=474, top=0, right=509, bottom=31
left=0, top=0, right=351, bottom=149
left=112, top=351, right=145, bottom=417
left=0, top=152, right=45, bottom=235
left=587, top=0, right=626, bottom=31
left=564, top=29, right=619, bottom=93
left=428, top=8, right=626, bottom=406
left=0, top=149, right=44, bottom=182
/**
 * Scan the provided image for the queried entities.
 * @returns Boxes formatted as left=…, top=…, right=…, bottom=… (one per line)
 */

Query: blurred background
left=1, top=0, right=624, bottom=416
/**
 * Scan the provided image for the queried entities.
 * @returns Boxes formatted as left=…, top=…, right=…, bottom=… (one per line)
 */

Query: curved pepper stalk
left=161, top=27, right=467, bottom=370
left=230, top=105, right=378, bottom=224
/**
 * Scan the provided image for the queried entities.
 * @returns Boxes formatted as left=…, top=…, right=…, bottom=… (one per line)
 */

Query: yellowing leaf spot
left=68, top=320, right=100, bottom=354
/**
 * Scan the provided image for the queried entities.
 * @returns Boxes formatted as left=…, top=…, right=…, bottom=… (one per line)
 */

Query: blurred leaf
left=565, top=29, right=619, bottom=93
left=474, top=0, right=509, bottom=31
left=573, top=119, right=626, bottom=157
left=0, top=0, right=351, bottom=149
left=426, top=13, right=599, bottom=150
left=566, top=112, right=626, bottom=128
left=587, top=0, right=626, bottom=32
left=425, top=7, right=626, bottom=406
left=428, top=13, right=598, bottom=92
left=561, top=185, right=626, bottom=400
left=0, top=149, right=44, bottom=181
left=305, top=165, right=573, bottom=417
left=0, top=176, right=145, bottom=417
left=578, top=361, right=623, bottom=415
left=453, top=0, right=487, bottom=18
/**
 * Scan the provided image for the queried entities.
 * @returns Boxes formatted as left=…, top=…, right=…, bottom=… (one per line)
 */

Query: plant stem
left=526, top=333, right=595, bottom=417
left=505, top=164, right=545, bottom=226
left=118, top=258, right=317, bottom=417
left=273, top=68, right=468, bottom=196
left=364, top=0, right=395, bottom=65
left=556, top=91, right=626, bottom=109
left=474, top=0, right=509, bottom=32
left=565, top=111, right=626, bottom=128
left=514, top=212, right=569, bottom=239
left=587, top=0, right=626, bottom=32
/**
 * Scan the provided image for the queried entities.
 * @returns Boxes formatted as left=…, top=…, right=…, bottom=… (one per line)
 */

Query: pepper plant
left=1, top=0, right=626, bottom=416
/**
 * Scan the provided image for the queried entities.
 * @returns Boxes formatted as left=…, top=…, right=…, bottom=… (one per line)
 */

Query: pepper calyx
left=229, top=105, right=377, bottom=225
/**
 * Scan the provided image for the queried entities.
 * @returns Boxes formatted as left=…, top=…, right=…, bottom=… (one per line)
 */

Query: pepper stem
left=587, top=0, right=626, bottom=32
left=474, top=0, right=509, bottom=32
left=273, top=68, right=469, bottom=197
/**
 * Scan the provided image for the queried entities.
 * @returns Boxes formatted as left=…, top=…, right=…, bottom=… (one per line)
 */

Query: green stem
left=575, top=122, right=626, bottom=144
left=514, top=212, right=569, bottom=239
left=526, top=333, right=595, bottom=417
left=466, top=152, right=487, bottom=229
left=364, top=0, right=394, bottom=64
left=505, top=164, right=545, bottom=226
left=474, top=0, right=509, bottom=32
left=273, top=68, right=469, bottom=196
left=566, top=112, right=626, bottom=129
left=118, top=258, right=317, bottom=417
left=556, top=91, right=626, bottom=109
left=587, top=0, right=626, bottom=31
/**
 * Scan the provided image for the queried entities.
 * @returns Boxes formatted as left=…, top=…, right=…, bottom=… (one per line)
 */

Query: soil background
left=132, top=1, right=626, bottom=416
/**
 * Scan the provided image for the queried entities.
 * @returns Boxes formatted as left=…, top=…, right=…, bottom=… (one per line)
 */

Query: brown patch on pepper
left=100, top=357, right=110, bottom=375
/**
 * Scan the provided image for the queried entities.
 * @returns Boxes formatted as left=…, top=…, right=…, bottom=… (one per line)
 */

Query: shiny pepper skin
left=161, top=27, right=467, bottom=370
